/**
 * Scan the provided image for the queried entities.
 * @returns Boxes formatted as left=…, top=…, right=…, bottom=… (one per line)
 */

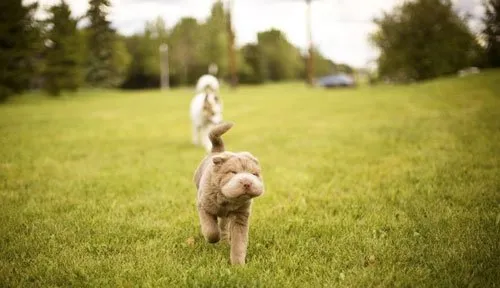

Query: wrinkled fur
left=193, top=122, right=264, bottom=265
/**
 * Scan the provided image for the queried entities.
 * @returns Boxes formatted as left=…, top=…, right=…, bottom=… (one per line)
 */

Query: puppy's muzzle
left=222, top=173, right=264, bottom=198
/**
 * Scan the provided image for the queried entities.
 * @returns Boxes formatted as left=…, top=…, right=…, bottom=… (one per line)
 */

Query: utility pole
left=159, top=44, right=169, bottom=90
left=226, top=0, right=237, bottom=88
left=306, top=0, right=314, bottom=86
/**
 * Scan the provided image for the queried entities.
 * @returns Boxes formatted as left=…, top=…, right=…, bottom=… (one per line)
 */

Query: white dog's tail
left=209, top=122, right=233, bottom=153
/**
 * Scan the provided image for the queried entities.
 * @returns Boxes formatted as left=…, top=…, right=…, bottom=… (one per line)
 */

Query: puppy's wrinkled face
left=211, top=152, right=264, bottom=200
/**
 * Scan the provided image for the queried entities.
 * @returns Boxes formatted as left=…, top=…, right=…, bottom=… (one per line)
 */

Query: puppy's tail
left=209, top=122, right=233, bottom=153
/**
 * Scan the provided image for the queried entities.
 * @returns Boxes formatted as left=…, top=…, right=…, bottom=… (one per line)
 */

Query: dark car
left=315, top=73, right=356, bottom=88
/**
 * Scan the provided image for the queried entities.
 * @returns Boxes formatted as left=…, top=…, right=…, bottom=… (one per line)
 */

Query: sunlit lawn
left=1, top=71, right=499, bottom=287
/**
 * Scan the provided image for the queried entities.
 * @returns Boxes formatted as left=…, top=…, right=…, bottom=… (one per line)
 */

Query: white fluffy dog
left=190, top=74, right=223, bottom=152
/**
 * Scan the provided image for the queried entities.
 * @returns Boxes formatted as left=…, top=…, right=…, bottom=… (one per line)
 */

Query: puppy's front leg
left=230, top=212, right=249, bottom=265
left=198, top=208, right=220, bottom=243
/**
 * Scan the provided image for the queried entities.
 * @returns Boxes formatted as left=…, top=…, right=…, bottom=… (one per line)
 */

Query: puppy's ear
left=239, top=152, right=259, bottom=164
left=212, top=156, right=225, bottom=165
left=212, top=153, right=231, bottom=165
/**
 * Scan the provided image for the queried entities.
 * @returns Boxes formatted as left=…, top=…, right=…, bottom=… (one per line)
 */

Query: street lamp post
left=159, top=44, right=169, bottom=90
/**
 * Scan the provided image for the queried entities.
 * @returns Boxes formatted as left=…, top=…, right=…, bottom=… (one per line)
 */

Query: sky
left=33, top=0, right=484, bottom=68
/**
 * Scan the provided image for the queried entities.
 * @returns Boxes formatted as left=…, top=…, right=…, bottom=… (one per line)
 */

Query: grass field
left=1, top=71, right=499, bottom=287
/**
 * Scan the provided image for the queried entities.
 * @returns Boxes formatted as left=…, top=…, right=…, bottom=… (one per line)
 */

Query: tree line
left=0, top=0, right=347, bottom=101
left=1, top=0, right=499, bottom=101
left=370, top=0, right=499, bottom=82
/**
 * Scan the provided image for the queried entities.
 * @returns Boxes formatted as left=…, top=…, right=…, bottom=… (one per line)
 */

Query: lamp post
left=159, top=44, right=169, bottom=90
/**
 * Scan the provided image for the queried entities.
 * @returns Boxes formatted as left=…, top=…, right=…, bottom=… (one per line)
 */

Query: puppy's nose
left=240, top=180, right=252, bottom=189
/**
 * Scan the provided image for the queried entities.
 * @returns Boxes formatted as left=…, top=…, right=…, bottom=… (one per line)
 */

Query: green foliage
left=0, top=0, right=40, bottom=101
left=122, top=2, right=230, bottom=89
left=112, top=36, right=132, bottom=87
left=42, top=1, right=83, bottom=96
left=239, top=42, right=340, bottom=84
left=1, top=71, right=499, bottom=286
left=119, top=1, right=342, bottom=89
left=121, top=18, right=167, bottom=89
left=483, top=0, right=500, bottom=67
left=334, top=63, right=354, bottom=74
left=371, top=0, right=480, bottom=82
left=239, top=44, right=265, bottom=84
left=85, top=0, right=127, bottom=87
left=257, top=29, right=304, bottom=81
left=168, top=17, right=205, bottom=85
left=311, top=48, right=335, bottom=77
left=142, top=17, right=169, bottom=77
left=0, top=0, right=354, bottom=94
left=201, top=1, right=228, bottom=78
left=122, top=35, right=156, bottom=89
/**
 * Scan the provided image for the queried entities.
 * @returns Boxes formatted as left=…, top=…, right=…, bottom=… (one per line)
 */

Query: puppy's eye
left=252, top=173, right=260, bottom=177
left=229, top=171, right=237, bottom=174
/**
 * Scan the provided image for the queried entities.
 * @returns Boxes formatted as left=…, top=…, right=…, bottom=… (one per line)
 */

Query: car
left=315, top=73, right=356, bottom=88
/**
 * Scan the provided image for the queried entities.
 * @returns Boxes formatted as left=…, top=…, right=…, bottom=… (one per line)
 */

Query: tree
left=122, top=35, right=153, bottom=89
left=484, top=0, right=500, bottom=67
left=239, top=37, right=335, bottom=84
left=311, top=48, right=335, bottom=77
left=168, top=17, right=204, bottom=85
left=143, top=17, right=169, bottom=77
left=43, top=0, right=83, bottom=96
left=257, top=29, right=304, bottom=81
left=0, top=0, right=39, bottom=102
left=239, top=44, right=265, bottom=84
left=86, top=0, right=123, bottom=87
left=121, top=17, right=167, bottom=89
left=371, top=0, right=480, bottom=82
left=121, top=20, right=166, bottom=89
left=118, top=11, right=335, bottom=88
left=202, top=1, right=228, bottom=78
left=112, top=36, right=132, bottom=87
left=334, top=63, right=354, bottom=74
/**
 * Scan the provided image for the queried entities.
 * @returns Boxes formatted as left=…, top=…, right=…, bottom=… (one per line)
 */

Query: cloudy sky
left=33, top=0, right=484, bottom=68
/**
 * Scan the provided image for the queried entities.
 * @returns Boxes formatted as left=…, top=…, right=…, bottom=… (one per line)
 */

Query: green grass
left=1, top=71, right=499, bottom=287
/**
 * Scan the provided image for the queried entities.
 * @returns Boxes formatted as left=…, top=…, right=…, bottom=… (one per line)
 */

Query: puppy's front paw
left=230, top=255, right=245, bottom=265
left=203, top=229, right=220, bottom=243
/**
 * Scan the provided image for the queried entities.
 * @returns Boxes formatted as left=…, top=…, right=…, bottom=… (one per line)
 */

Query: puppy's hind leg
left=198, top=207, right=220, bottom=243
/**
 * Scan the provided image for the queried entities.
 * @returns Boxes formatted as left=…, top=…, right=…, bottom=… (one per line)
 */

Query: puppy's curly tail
left=209, top=122, right=233, bottom=153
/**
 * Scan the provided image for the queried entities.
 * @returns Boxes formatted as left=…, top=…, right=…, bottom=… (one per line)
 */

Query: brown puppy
left=193, top=122, right=264, bottom=265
